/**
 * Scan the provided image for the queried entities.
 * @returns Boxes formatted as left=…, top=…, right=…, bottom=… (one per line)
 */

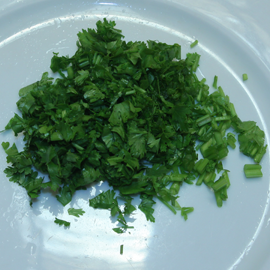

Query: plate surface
left=0, top=1, right=270, bottom=269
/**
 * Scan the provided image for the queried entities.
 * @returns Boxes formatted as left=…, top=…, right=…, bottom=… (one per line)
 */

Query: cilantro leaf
left=138, top=194, right=156, bottom=222
left=54, top=218, right=70, bottom=227
left=68, top=208, right=85, bottom=217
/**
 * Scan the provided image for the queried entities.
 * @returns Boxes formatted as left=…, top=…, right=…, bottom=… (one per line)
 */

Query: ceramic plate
left=0, top=1, right=269, bottom=269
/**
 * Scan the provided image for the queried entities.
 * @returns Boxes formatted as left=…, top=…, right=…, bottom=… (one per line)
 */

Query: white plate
left=0, top=1, right=270, bottom=269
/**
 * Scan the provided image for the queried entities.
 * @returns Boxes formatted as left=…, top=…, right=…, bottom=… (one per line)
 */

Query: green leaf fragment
left=54, top=218, right=70, bottom=227
left=138, top=194, right=156, bottom=222
left=68, top=208, right=85, bottom=217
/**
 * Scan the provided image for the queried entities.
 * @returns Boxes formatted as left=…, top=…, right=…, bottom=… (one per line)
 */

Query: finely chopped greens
left=1, top=19, right=267, bottom=232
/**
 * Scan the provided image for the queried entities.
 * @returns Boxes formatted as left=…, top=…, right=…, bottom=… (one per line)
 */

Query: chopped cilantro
left=1, top=19, right=267, bottom=232
left=243, top=73, right=248, bottom=81
left=54, top=218, right=70, bottom=227
left=244, top=164, right=263, bottom=178
left=213, top=75, right=218, bottom=89
left=190, top=40, right=199, bottom=48
left=68, top=208, right=85, bottom=217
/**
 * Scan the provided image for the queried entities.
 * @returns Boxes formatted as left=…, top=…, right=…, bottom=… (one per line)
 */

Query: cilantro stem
left=125, top=90, right=136, bottom=96
left=120, top=244, right=124, bottom=255
left=227, top=133, right=236, bottom=149
left=196, top=115, right=212, bottom=127
left=200, top=78, right=206, bottom=84
left=67, top=66, right=74, bottom=79
left=192, top=54, right=200, bottom=72
left=196, top=171, right=206, bottom=186
left=244, top=164, right=263, bottom=178
left=229, top=103, right=237, bottom=117
left=213, top=131, right=223, bottom=145
left=242, top=73, right=248, bottom=81
left=134, top=84, right=146, bottom=94
left=218, top=86, right=225, bottom=97
left=213, top=75, right=218, bottom=89
left=215, top=116, right=231, bottom=121
left=156, top=195, right=177, bottom=215
left=200, top=138, right=213, bottom=157
left=190, top=40, right=198, bottom=48
left=170, top=182, right=181, bottom=195
left=212, top=176, right=228, bottom=192
left=194, top=158, right=209, bottom=174
left=203, top=172, right=216, bottom=187
left=254, top=145, right=267, bottom=163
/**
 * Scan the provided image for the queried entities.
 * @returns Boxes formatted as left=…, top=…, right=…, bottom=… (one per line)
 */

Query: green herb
left=213, top=75, right=218, bottom=89
left=244, top=164, right=263, bottom=178
left=190, top=40, right=198, bottom=48
left=226, top=133, right=236, bottom=149
left=243, top=73, right=248, bottom=81
left=54, top=218, right=70, bottom=227
left=68, top=208, right=85, bottom=217
left=181, top=207, right=194, bottom=220
left=1, top=19, right=267, bottom=231
left=120, top=244, right=124, bottom=255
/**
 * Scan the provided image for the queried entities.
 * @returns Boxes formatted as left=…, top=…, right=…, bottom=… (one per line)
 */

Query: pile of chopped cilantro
left=1, top=19, right=267, bottom=231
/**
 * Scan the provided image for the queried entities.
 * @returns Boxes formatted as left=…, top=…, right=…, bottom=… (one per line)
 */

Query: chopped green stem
left=215, top=116, right=231, bottom=121
left=134, top=84, right=146, bottom=94
left=92, top=51, right=98, bottom=64
left=196, top=115, right=212, bottom=127
left=170, top=182, right=181, bottom=195
left=205, top=145, right=229, bottom=161
left=212, top=176, right=227, bottom=192
left=67, top=66, right=74, bottom=79
left=218, top=86, right=225, bottom=97
left=79, top=60, right=90, bottom=68
left=243, top=73, right=248, bottom=81
left=254, top=145, right=268, bottom=163
left=200, top=78, right=206, bottom=84
left=206, top=106, right=214, bottom=114
left=125, top=90, right=136, bottom=96
left=203, top=172, right=216, bottom=187
left=244, top=164, right=263, bottom=178
left=194, top=158, right=209, bottom=174
left=196, top=171, right=206, bottom=186
left=94, top=54, right=102, bottom=65
left=181, top=207, right=194, bottom=220
left=215, top=190, right=223, bottom=207
left=200, top=138, right=213, bottom=157
left=195, top=141, right=204, bottom=151
left=120, top=244, right=124, bottom=255
left=211, top=120, right=218, bottom=130
left=156, top=195, right=177, bottom=215
left=190, top=40, right=198, bottom=48
left=222, top=171, right=230, bottom=188
left=227, top=133, right=236, bottom=149
left=192, top=54, right=200, bottom=72
left=213, top=75, right=218, bottom=89
left=162, top=71, right=175, bottom=78
left=229, top=103, right=237, bottom=117
left=213, top=131, right=223, bottom=145
left=169, top=174, right=188, bottom=182
left=198, top=126, right=206, bottom=136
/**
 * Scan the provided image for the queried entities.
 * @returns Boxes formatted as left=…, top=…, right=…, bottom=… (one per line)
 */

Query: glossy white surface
left=0, top=1, right=270, bottom=269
